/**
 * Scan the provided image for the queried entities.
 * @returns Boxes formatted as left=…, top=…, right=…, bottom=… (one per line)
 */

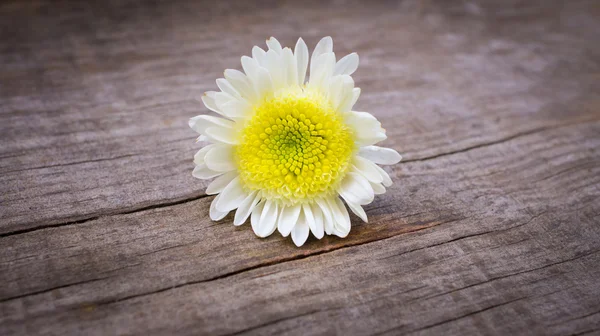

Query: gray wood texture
left=1, top=0, right=599, bottom=335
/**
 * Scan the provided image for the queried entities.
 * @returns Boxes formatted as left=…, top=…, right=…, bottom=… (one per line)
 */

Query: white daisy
left=190, top=36, right=402, bottom=247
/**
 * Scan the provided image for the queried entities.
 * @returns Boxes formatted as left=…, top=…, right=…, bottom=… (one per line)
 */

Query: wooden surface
left=1, top=0, right=600, bottom=335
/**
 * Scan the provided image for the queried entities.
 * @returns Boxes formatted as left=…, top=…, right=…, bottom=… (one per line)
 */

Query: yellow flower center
left=235, top=87, right=355, bottom=205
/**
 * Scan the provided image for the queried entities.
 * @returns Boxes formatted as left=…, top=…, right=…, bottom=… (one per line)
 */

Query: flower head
left=190, top=37, right=402, bottom=246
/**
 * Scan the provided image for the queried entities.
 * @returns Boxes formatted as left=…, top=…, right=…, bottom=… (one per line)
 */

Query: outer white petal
left=345, top=111, right=387, bottom=146
left=309, top=203, right=325, bottom=239
left=338, top=172, right=374, bottom=205
left=349, top=88, right=361, bottom=109
left=233, top=191, right=260, bottom=226
left=278, top=204, right=301, bottom=237
left=309, top=52, right=336, bottom=89
left=214, top=91, right=237, bottom=110
left=282, top=47, right=297, bottom=87
left=251, top=200, right=265, bottom=233
left=265, top=49, right=285, bottom=89
left=200, top=92, right=223, bottom=116
left=335, top=76, right=355, bottom=112
left=218, top=99, right=252, bottom=119
left=252, top=46, right=267, bottom=66
left=328, top=197, right=351, bottom=238
left=216, top=177, right=248, bottom=212
left=316, top=198, right=334, bottom=235
left=311, top=36, right=333, bottom=66
left=241, top=56, right=260, bottom=84
left=359, top=146, right=402, bottom=165
left=206, top=171, right=238, bottom=195
left=205, top=144, right=236, bottom=172
left=224, top=69, right=257, bottom=102
left=193, top=144, right=215, bottom=166
left=353, top=156, right=384, bottom=183
left=205, top=126, right=239, bottom=145
left=254, top=67, right=274, bottom=101
left=216, top=78, right=241, bottom=98
left=291, top=211, right=310, bottom=247
left=373, top=164, right=393, bottom=187
left=334, top=52, right=359, bottom=76
left=370, top=182, right=386, bottom=195
left=189, top=115, right=234, bottom=136
left=346, top=201, right=368, bottom=223
left=210, top=194, right=229, bottom=221
left=192, top=164, right=222, bottom=179
left=255, top=199, right=278, bottom=238
left=266, top=36, right=282, bottom=54
left=295, top=38, right=309, bottom=85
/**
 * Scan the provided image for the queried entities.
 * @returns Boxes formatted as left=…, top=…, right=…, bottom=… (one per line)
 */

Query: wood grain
left=1, top=0, right=600, bottom=335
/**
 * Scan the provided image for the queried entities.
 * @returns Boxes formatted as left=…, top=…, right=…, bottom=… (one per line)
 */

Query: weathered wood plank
left=1, top=120, right=599, bottom=335
left=1, top=0, right=599, bottom=234
left=1, top=0, right=600, bottom=335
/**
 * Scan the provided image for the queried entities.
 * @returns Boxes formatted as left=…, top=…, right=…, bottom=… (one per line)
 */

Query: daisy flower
left=190, top=37, right=402, bottom=247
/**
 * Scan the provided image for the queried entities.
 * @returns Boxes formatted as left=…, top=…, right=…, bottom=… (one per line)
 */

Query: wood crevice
left=402, top=118, right=599, bottom=163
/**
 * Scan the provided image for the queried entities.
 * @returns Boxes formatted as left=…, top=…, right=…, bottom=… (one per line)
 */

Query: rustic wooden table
left=1, top=0, right=600, bottom=335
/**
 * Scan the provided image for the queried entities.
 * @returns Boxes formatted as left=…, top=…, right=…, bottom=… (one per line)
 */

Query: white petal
left=266, top=37, right=282, bottom=54
left=316, top=198, right=334, bottom=235
left=216, top=177, right=248, bottom=212
left=309, top=52, right=336, bottom=89
left=193, top=144, right=215, bottom=166
left=278, top=204, right=301, bottom=237
left=373, top=164, right=393, bottom=187
left=265, top=49, right=284, bottom=89
left=214, top=91, right=236, bottom=110
left=233, top=191, right=260, bottom=226
left=311, top=36, right=333, bottom=66
left=252, top=46, right=267, bottom=66
left=309, top=203, right=325, bottom=239
left=206, top=171, right=238, bottom=195
left=255, top=200, right=278, bottom=238
left=334, top=52, right=359, bottom=76
left=205, top=144, right=236, bottom=172
left=254, top=67, right=274, bottom=101
left=216, top=78, right=241, bottom=98
left=291, top=211, right=310, bottom=247
left=218, top=99, right=252, bottom=119
left=346, top=201, right=368, bottom=223
left=328, top=197, right=351, bottom=238
left=205, top=126, right=239, bottom=145
left=349, top=88, right=361, bottom=109
left=334, top=76, right=355, bottom=112
left=359, top=146, right=402, bottom=165
left=200, top=92, right=223, bottom=115
left=370, top=182, right=386, bottom=195
left=241, top=56, right=260, bottom=84
left=358, top=133, right=387, bottom=146
left=251, top=200, right=265, bottom=234
left=189, top=115, right=234, bottom=136
left=353, top=156, right=384, bottom=183
left=224, top=69, right=257, bottom=102
left=210, top=194, right=229, bottom=221
left=338, top=172, right=374, bottom=205
left=295, top=38, right=309, bottom=85
left=192, top=164, right=222, bottom=179
left=282, top=47, right=296, bottom=87
left=345, top=111, right=387, bottom=146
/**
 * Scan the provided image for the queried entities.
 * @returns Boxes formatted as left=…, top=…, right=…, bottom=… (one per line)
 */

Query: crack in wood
left=0, top=193, right=212, bottom=238
left=4, top=118, right=592, bottom=240
left=402, top=118, right=600, bottom=163
left=1, top=153, right=140, bottom=174
left=89, top=218, right=462, bottom=307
